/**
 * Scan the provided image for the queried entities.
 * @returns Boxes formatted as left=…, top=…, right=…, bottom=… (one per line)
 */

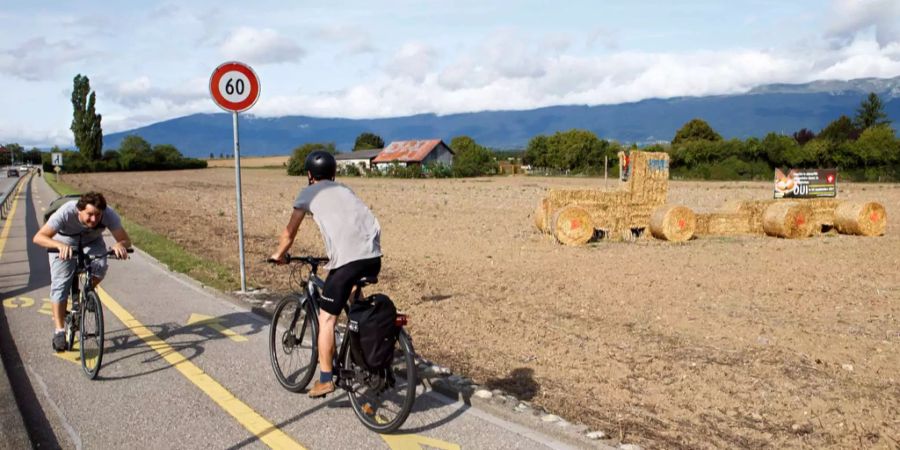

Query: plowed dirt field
left=65, top=169, right=900, bottom=449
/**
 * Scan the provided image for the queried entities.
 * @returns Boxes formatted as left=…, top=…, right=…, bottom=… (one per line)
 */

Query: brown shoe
left=308, top=380, right=335, bottom=398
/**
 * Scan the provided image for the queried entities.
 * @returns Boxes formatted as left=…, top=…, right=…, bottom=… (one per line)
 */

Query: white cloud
left=0, top=37, right=95, bottom=81
left=826, top=0, right=900, bottom=47
left=219, top=27, right=305, bottom=64
left=384, top=43, right=437, bottom=83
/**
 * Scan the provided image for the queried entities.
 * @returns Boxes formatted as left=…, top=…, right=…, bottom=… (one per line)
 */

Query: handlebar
left=48, top=248, right=134, bottom=258
left=266, top=254, right=329, bottom=267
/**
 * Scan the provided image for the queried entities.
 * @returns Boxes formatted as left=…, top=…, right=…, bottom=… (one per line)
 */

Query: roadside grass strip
left=97, top=286, right=306, bottom=450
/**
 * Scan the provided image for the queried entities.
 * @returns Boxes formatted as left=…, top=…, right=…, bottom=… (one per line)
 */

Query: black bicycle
left=50, top=245, right=132, bottom=379
left=267, top=255, right=417, bottom=433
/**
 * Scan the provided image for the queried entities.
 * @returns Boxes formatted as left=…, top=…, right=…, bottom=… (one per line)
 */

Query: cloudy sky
left=2, top=0, right=899, bottom=147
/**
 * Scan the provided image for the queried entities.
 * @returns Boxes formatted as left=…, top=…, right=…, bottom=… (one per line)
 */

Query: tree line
left=10, top=74, right=897, bottom=181
left=521, top=92, right=899, bottom=181
left=2, top=74, right=206, bottom=174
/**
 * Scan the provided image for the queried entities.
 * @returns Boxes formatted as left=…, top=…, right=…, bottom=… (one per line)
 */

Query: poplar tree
left=71, top=74, right=103, bottom=161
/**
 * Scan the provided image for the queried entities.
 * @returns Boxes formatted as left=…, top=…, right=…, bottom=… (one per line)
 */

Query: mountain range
left=105, top=76, right=900, bottom=158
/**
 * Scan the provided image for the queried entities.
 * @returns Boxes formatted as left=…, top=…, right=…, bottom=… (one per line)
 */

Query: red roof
left=372, top=139, right=444, bottom=163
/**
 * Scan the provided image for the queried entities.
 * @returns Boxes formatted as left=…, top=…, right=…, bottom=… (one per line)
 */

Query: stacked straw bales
left=534, top=151, right=682, bottom=245
left=531, top=150, right=888, bottom=244
left=694, top=198, right=886, bottom=239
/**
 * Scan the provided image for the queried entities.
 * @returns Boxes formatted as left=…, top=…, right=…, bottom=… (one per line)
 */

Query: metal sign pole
left=232, top=111, right=247, bottom=292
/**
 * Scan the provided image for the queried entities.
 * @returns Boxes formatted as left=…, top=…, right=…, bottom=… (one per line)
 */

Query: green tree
left=851, top=125, right=898, bottom=168
left=792, top=128, right=816, bottom=145
left=524, top=135, right=550, bottom=167
left=71, top=74, right=103, bottom=162
left=287, top=142, right=336, bottom=176
left=2, top=143, right=24, bottom=165
left=152, top=144, right=183, bottom=165
left=819, top=115, right=860, bottom=142
left=353, top=132, right=385, bottom=151
left=761, top=132, right=801, bottom=168
left=545, top=129, right=609, bottom=172
left=854, top=92, right=891, bottom=131
left=119, top=135, right=153, bottom=170
left=450, top=135, right=497, bottom=177
left=25, top=148, right=43, bottom=165
left=672, top=118, right=723, bottom=145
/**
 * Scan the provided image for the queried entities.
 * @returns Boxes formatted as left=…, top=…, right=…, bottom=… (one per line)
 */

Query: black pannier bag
left=348, top=293, right=399, bottom=370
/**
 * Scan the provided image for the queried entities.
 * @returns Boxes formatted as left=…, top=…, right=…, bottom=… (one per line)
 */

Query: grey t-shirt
left=293, top=180, right=381, bottom=269
left=47, top=201, right=123, bottom=246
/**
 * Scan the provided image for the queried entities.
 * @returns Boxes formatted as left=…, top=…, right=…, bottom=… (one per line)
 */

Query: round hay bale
left=533, top=198, right=550, bottom=233
left=649, top=205, right=696, bottom=242
left=834, top=201, right=886, bottom=236
left=762, top=202, right=814, bottom=239
left=551, top=206, right=594, bottom=246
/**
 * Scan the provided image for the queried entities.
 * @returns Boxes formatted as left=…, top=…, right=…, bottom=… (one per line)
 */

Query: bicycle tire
left=269, top=295, right=318, bottom=392
left=79, top=290, right=104, bottom=379
left=347, top=331, right=417, bottom=433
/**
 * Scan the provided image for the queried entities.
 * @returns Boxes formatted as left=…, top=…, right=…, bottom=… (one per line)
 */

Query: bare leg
left=52, top=300, right=68, bottom=330
left=317, top=309, right=337, bottom=373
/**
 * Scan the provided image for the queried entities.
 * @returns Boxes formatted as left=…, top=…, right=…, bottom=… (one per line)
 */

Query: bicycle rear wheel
left=79, top=290, right=104, bottom=379
left=347, top=331, right=417, bottom=433
left=269, top=295, right=318, bottom=392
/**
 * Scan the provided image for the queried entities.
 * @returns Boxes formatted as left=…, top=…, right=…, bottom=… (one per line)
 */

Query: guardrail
left=1, top=171, right=31, bottom=219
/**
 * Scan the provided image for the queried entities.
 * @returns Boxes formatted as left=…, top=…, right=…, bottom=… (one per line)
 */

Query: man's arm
left=109, top=227, right=132, bottom=260
left=33, top=223, right=72, bottom=260
left=270, top=208, right=306, bottom=263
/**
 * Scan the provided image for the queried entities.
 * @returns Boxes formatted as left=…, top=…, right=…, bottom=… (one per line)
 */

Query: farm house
left=335, top=148, right=382, bottom=170
left=372, top=139, right=454, bottom=170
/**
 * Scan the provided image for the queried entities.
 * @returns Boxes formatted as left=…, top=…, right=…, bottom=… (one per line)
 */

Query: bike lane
left=2, top=175, right=609, bottom=449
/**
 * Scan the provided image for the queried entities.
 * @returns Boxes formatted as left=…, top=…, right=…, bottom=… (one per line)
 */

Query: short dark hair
left=76, top=192, right=107, bottom=211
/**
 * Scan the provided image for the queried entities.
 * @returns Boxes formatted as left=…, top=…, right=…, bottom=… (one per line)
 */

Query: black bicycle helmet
left=304, top=151, right=337, bottom=181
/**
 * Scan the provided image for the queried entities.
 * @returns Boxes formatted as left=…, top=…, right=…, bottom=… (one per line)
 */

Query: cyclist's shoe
left=85, top=299, right=96, bottom=313
left=52, top=331, right=67, bottom=352
left=308, top=380, right=335, bottom=398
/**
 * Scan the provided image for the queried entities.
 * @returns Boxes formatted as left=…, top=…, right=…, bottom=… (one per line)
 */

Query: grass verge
left=43, top=175, right=238, bottom=291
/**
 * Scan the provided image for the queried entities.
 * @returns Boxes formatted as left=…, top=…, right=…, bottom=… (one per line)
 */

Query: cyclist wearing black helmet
left=270, top=150, right=382, bottom=398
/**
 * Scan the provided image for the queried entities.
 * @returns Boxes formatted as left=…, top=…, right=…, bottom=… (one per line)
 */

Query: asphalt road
left=0, top=174, right=609, bottom=449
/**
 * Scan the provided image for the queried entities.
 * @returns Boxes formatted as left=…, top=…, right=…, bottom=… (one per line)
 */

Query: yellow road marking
left=381, top=434, right=461, bottom=450
left=3, top=297, right=35, bottom=308
left=39, top=299, right=52, bottom=315
left=97, top=286, right=305, bottom=450
left=187, top=313, right=248, bottom=342
left=0, top=177, right=27, bottom=260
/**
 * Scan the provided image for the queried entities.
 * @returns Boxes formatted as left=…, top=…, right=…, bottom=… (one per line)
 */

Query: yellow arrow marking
left=187, top=313, right=248, bottom=342
left=3, top=297, right=35, bottom=308
left=381, top=434, right=461, bottom=450
left=99, top=287, right=303, bottom=449
left=39, top=299, right=53, bottom=315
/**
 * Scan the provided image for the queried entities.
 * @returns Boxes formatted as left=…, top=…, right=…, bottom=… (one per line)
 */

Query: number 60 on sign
left=209, top=62, right=260, bottom=113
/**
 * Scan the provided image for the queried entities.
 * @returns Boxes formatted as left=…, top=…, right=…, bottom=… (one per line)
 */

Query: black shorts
left=320, top=257, right=381, bottom=316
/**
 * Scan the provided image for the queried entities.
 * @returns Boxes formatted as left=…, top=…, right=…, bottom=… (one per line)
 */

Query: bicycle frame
left=295, top=266, right=363, bottom=388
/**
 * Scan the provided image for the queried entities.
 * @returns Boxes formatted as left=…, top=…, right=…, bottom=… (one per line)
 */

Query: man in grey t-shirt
left=270, top=151, right=382, bottom=398
left=33, top=192, right=132, bottom=352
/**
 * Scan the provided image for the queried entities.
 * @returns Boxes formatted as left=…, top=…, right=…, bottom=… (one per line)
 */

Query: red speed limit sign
left=209, top=62, right=260, bottom=112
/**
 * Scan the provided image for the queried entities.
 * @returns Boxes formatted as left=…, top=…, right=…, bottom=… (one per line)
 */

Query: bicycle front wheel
left=347, top=330, right=418, bottom=433
left=269, top=295, right=318, bottom=392
left=79, top=290, right=104, bottom=379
